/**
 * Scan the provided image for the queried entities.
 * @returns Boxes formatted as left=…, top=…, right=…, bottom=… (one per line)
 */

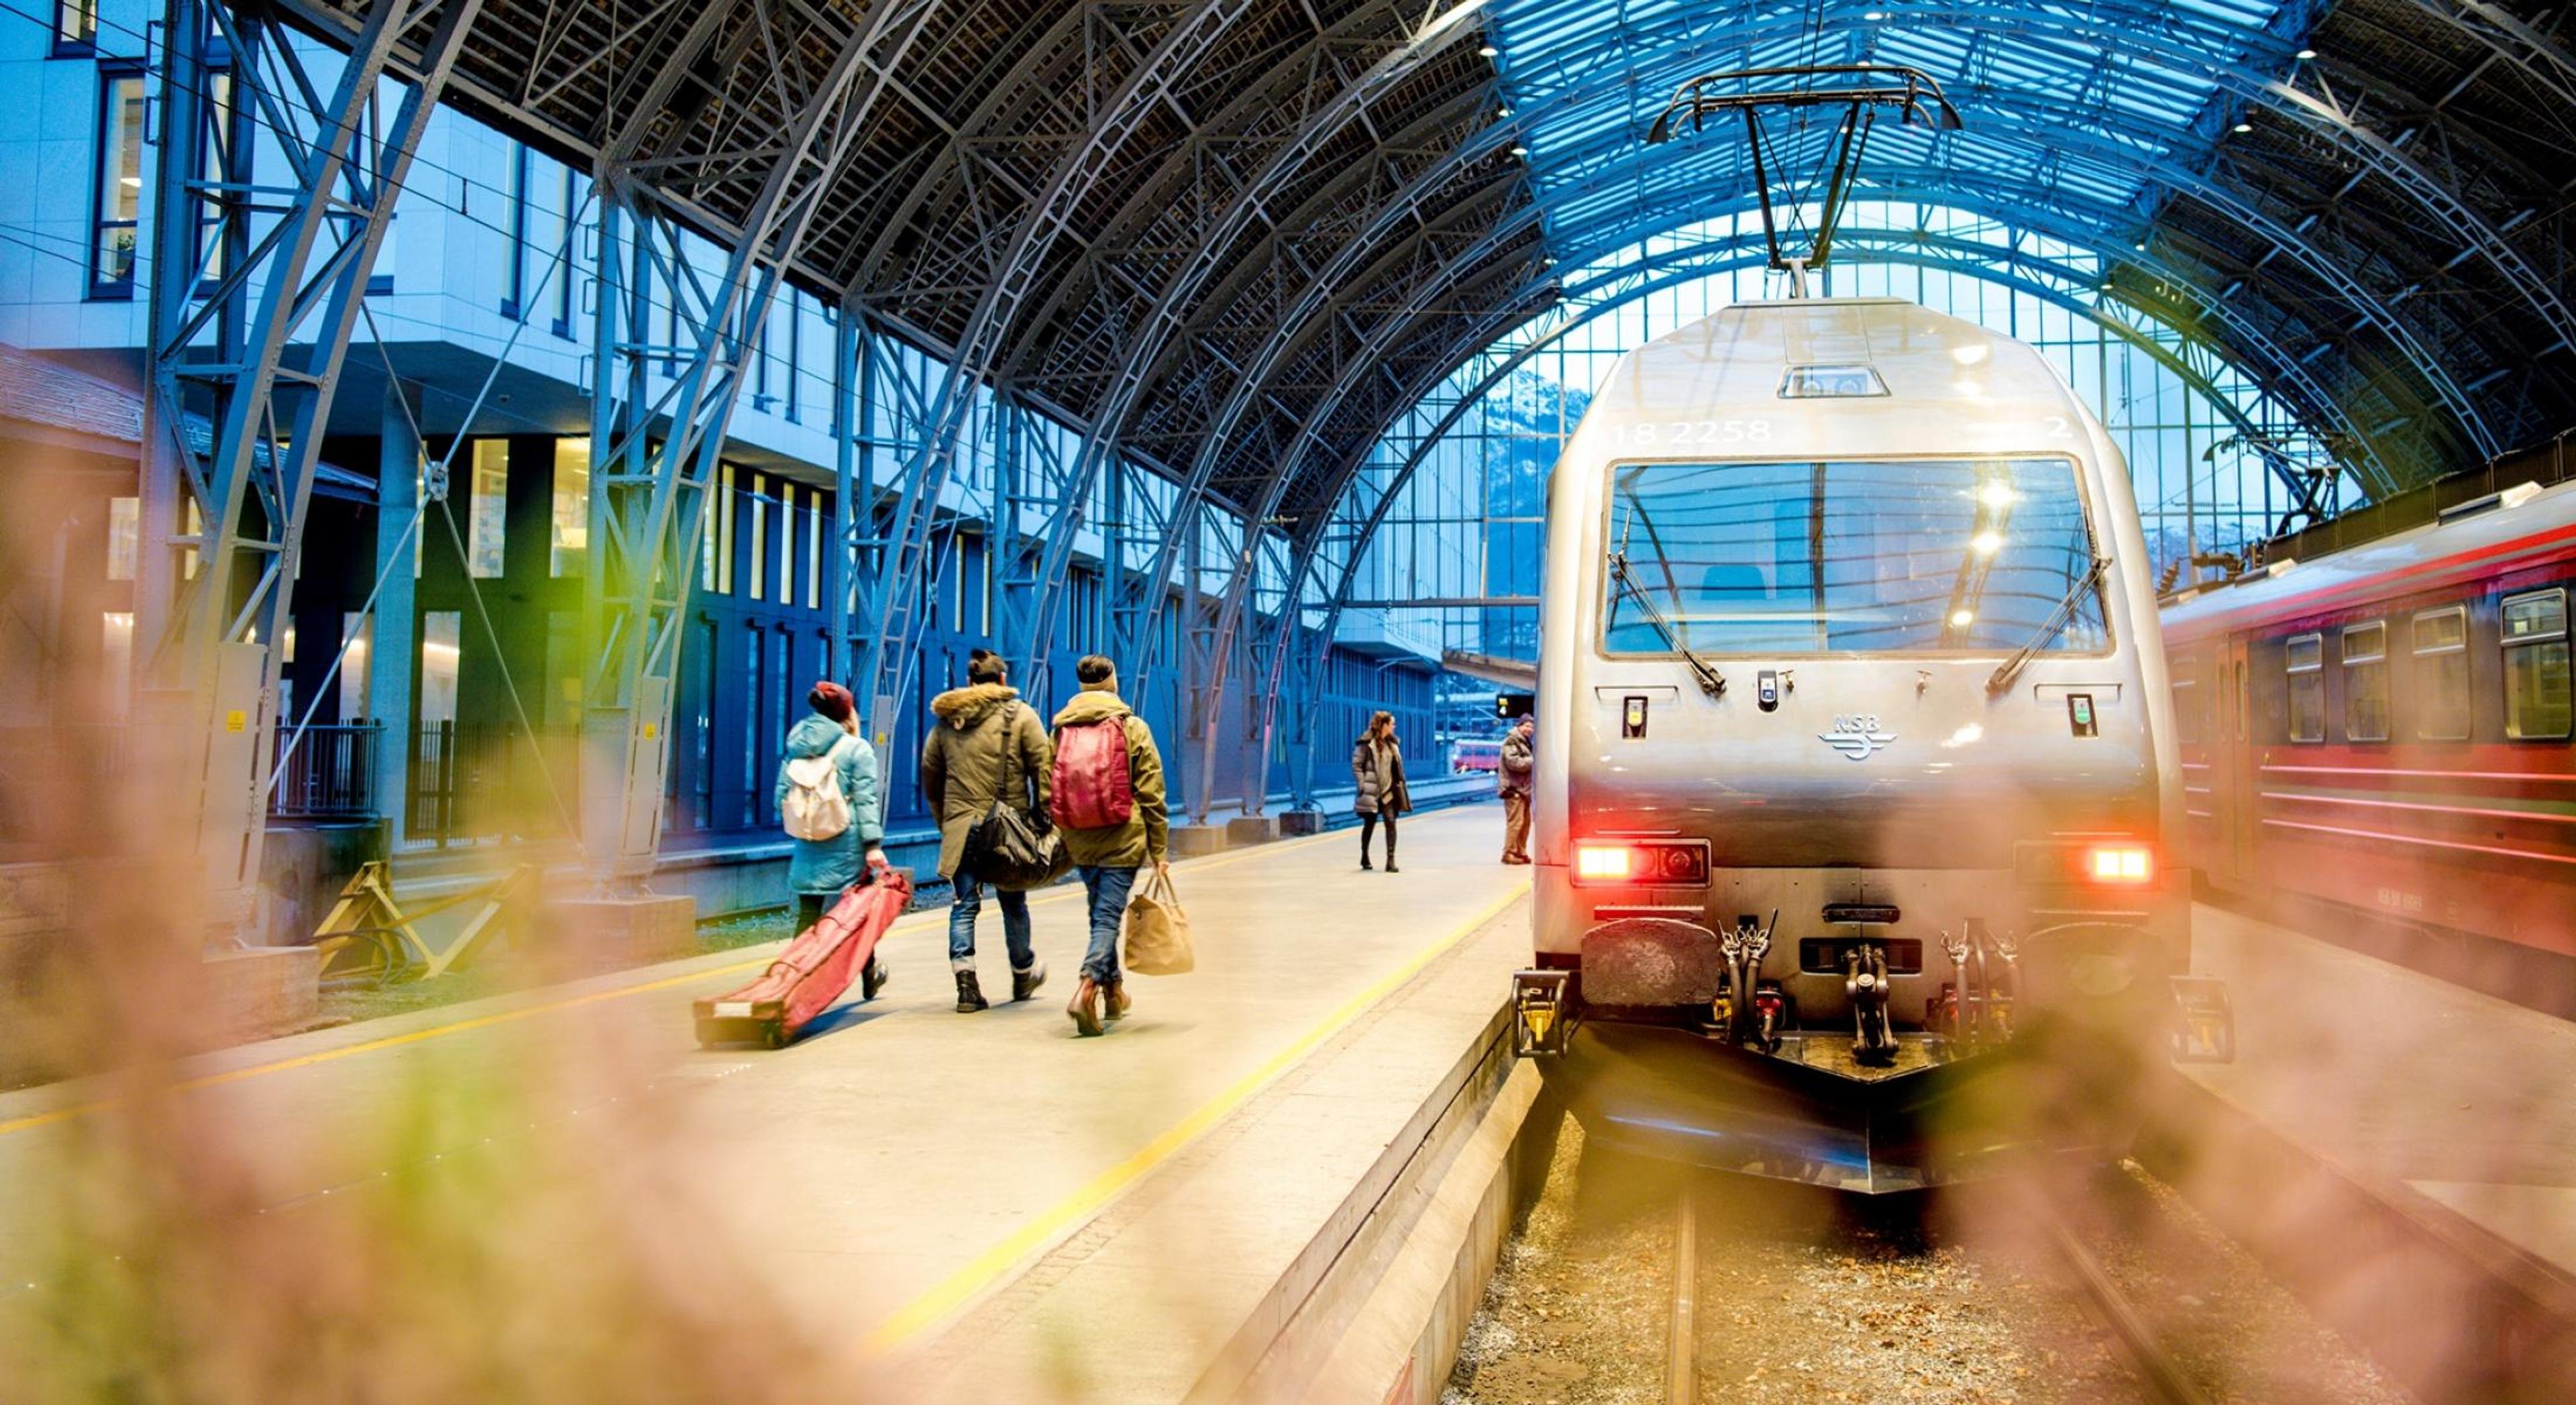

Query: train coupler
left=2167, top=974, right=2235, bottom=1063
left=1846, top=943, right=1898, bottom=1066
left=1511, top=969, right=1575, bottom=1058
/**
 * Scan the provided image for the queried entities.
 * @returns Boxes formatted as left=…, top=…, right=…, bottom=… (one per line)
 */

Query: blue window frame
left=501, top=143, right=529, bottom=321
left=552, top=168, right=579, bottom=339
left=89, top=67, right=145, bottom=300
left=53, top=0, right=95, bottom=54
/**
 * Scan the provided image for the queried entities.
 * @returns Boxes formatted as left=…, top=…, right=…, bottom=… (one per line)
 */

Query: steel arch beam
left=993, top=6, right=1499, bottom=675
left=989, top=0, right=1463, bottom=388
left=2261, top=70, right=2576, bottom=355
left=139, top=0, right=484, bottom=937
left=579, top=0, right=943, bottom=884
left=2397, top=0, right=2576, bottom=108
left=1109, top=181, right=1544, bottom=685
left=844, top=0, right=1291, bottom=746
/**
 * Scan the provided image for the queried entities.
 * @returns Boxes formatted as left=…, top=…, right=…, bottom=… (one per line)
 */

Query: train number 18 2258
left=1603, top=419, right=1773, bottom=447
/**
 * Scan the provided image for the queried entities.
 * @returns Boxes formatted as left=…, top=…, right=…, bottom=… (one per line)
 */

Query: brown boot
left=1103, top=980, right=1131, bottom=1021
left=1067, top=978, right=1104, bottom=1037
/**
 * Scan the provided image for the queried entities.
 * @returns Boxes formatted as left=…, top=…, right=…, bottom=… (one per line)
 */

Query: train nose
left=1571, top=668, right=2157, bottom=870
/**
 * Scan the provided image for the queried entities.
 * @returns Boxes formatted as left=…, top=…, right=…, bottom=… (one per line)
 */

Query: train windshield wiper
left=1986, top=555, right=2109, bottom=695
left=1610, top=549, right=1727, bottom=697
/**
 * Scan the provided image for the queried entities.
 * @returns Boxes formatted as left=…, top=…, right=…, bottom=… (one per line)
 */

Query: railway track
left=1652, top=1178, right=2211, bottom=1404
left=2025, top=1193, right=2208, bottom=1405
left=1444, top=1120, right=2404, bottom=1404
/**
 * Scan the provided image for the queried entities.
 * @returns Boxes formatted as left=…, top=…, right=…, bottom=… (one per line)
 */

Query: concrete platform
left=0, top=805, right=1534, bottom=1398
left=2141, top=903, right=2576, bottom=1398
left=2184, top=904, right=2576, bottom=1277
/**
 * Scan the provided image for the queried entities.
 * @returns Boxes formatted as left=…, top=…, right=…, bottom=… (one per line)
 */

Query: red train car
left=2159, top=480, right=2576, bottom=964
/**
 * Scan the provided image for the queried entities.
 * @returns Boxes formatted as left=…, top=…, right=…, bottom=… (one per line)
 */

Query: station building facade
left=0, top=7, right=1440, bottom=898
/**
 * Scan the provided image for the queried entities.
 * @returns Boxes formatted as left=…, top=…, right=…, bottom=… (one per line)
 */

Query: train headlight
left=2086, top=844, right=2155, bottom=884
left=1574, top=844, right=1633, bottom=881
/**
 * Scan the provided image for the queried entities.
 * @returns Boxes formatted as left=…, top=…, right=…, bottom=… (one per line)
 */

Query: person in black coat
left=1350, top=710, right=1411, bottom=872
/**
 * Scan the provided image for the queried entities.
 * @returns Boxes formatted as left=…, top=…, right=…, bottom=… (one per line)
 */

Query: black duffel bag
left=962, top=706, right=1073, bottom=891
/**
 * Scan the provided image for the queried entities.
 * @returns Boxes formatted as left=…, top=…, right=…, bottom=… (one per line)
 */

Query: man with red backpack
left=1048, top=655, right=1169, bottom=1036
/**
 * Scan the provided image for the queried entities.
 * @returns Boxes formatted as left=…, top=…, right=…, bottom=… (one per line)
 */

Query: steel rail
left=2032, top=1198, right=2211, bottom=1405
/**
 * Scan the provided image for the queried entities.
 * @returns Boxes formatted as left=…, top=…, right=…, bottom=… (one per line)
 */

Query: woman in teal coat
left=775, top=682, right=890, bottom=992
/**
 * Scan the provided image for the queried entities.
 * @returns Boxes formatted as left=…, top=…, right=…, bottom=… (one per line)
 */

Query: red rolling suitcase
left=694, top=864, right=913, bottom=1049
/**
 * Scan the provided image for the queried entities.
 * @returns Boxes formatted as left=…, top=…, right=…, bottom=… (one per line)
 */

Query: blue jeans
left=949, top=873, right=1034, bottom=973
left=1076, top=864, right=1137, bottom=985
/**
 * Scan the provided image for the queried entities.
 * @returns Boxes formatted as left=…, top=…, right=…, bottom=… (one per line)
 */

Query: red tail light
left=2087, top=844, right=2155, bottom=884
left=1572, top=840, right=1708, bottom=886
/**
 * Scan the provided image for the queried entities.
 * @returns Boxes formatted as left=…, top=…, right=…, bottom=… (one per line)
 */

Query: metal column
left=574, top=0, right=932, bottom=887
left=138, top=0, right=483, bottom=939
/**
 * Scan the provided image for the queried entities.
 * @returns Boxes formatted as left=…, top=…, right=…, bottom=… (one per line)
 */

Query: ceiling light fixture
left=2233, top=121, right=2253, bottom=133
left=2296, top=48, right=2316, bottom=60
left=1478, top=44, right=1499, bottom=58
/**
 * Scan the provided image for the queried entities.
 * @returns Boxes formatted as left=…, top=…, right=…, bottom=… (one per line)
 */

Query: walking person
left=921, top=648, right=1051, bottom=1012
left=776, top=681, right=890, bottom=996
left=1351, top=710, right=1412, bottom=873
left=1498, top=713, right=1535, bottom=865
left=1049, top=655, right=1169, bottom=1037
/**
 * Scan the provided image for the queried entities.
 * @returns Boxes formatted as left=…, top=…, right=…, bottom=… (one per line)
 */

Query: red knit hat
left=808, top=681, right=855, bottom=723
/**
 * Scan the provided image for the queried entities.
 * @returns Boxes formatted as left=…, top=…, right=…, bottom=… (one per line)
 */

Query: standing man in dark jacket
left=921, top=649, right=1052, bottom=1012
left=1048, top=655, right=1169, bottom=1036
left=1497, top=714, right=1535, bottom=865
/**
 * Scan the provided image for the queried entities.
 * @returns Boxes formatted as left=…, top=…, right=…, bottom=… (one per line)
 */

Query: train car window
left=2170, top=655, right=2201, bottom=744
left=2286, top=633, right=2325, bottom=742
left=2411, top=606, right=2471, bottom=741
left=1600, top=457, right=2103, bottom=656
left=2502, top=589, right=2572, bottom=740
left=2342, top=622, right=2390, bottom=741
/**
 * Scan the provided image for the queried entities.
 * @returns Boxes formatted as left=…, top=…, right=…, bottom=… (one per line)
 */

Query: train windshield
left=1603, top=457, right=2107, bottom=656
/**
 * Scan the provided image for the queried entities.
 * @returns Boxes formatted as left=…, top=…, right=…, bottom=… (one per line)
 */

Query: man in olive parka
left=920, top=649, right=1053, bottom=1011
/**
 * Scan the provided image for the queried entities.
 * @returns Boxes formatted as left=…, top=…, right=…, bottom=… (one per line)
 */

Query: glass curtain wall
left=1338, top=206, right=2357, bottom=679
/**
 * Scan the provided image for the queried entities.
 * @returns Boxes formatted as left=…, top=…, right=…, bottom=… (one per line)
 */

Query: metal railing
left=271, top=723, right=379, bottom=821
left=409, top=722, right=579, bottom=848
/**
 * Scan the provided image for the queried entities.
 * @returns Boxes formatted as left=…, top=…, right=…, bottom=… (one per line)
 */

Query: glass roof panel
left=1487, top=0, right=2305, bottom=253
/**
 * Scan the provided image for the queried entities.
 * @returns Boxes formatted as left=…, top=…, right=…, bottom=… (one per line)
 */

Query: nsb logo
left=1819, top=715, right=1897, bottom=761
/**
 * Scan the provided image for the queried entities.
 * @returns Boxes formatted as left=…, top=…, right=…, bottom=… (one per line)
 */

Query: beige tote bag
left=1122, top=867, right=1195, bottom=976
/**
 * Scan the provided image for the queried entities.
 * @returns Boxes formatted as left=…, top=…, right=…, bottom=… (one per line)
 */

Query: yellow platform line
left=857, top=873, right=1532, bottom=1355
left=0, top=823, right=1372, bottom=1139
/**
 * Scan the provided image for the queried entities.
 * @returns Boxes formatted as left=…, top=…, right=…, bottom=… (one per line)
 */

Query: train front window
left=2502, top=589, right=2571, bottom=740
left=1601, top=457, right=2105, bottom=656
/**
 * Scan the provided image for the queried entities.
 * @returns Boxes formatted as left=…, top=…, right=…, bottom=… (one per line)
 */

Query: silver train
left=1510, top=298, right=2220, bottom=1192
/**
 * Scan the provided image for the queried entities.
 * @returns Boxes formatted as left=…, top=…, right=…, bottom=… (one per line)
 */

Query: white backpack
left=782, top=733, right=858, bottom=841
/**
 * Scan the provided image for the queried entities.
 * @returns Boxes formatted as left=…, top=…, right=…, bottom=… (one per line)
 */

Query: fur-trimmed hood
left=930, top=682, right=1020, bottom=729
